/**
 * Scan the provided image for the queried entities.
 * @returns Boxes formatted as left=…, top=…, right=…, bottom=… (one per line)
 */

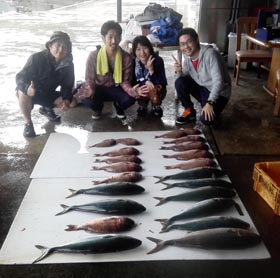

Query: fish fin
left=153, top=197, right=166, bottom=206
left=234, top=202, right=244, bottom=216
left=55, top=204, right=71, bottom=216
left=146, top=237, right=165, bottom=254
left=64, top=225, right=78, bottom=231
left=32, top=245, right=52, bottom=264
left=65, top=189, right=78, bottom=199
left=154, top=218, right=168, bottom=225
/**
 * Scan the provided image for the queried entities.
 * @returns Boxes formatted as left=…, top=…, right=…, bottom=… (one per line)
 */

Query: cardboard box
left=253, top=161, right=280, bottom=216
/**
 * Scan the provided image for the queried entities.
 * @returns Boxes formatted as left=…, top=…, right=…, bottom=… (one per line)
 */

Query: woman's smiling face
left=135, top=44, right=151, bottom=64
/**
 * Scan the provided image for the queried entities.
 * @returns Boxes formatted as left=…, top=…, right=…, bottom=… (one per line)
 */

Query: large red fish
left=92, top=162, right=142, bottom=173
left=160, top=141, right=208, bottom=152
left=162, top=149, right=213, bottom=161
left=165, top=158, right=216, bottom=170
left=92, top=172, right=143, bottom=185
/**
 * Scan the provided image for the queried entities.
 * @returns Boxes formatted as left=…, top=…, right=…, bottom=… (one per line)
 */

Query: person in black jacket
left=16, top=31, right=75, bottom=137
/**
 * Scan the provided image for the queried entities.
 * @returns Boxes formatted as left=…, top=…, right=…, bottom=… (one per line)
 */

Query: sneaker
left=137, top=106, right=147, bottom=116
left=23, top=122, right=36, bottom=138
left=91, top=110, right=102, bottom=120
left=39, top=107, right=61, bottom=122
left=151, top=106, right=163, bottom=117
left=114, top=102, right=126, bottom=119
left=176, top=108, right=196, bottom=124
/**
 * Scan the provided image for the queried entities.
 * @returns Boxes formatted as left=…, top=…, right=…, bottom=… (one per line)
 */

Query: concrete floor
left=1, top=67, right=280, bottom=277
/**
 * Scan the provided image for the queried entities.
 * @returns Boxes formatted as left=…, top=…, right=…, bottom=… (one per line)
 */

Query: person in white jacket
left=173, top=28, right=231, bottom=125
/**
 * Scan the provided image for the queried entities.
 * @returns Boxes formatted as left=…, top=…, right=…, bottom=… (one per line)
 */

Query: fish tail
left=65, top=189, right=78, bottom=199
left=94, top=159, right=101, bottom=162
left=161, top=182, right=173, bottom=191
left=91, top=166, right=98, bottom=170
left=154, top=197, right=166, bottom=206
left=55, top=204, right=71, bottom=216
left=146, top=237, right=166, bottom=254
left=154, top=218, right=168, bottom=227
left=32, top=245, right=52, bottom=264
left=153, top=176, right=166, bottom=184
left=234, top=202, right=244, bottom=216
left=162, top=154, right=169, bottom=158
left=65, top=224, right=79, bottom=231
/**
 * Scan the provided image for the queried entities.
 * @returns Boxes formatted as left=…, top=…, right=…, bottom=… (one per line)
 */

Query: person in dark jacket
left=16, top=31, right=75, bottom=137
left=131, top=35, right=167, bottom=117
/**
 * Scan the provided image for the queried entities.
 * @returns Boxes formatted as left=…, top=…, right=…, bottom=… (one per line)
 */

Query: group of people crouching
left=16, top=20, right=231, bottom=138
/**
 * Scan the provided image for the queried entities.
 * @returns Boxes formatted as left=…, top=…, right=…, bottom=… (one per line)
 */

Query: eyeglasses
left=179, top=39, right=195, bottom=47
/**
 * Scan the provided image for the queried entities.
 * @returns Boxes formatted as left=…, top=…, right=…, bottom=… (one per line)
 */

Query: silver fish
left=66, top=182, right=145, bottom=198
left=154, top=167, right=226, bottom=184
left=161, top=216, right=250, bottom=233
left=147, top=228, right=261, bottom=254
left=154, top=186, right=236, bottom=206
left=65, top=216, right=135, bottom=233
left=161, top=178, right=233, bottom=191
left=155, top=198, right=243, bottom=227
left=56, top=199, right=146, bottom=216
left=33, top=235, right=142, bottom=263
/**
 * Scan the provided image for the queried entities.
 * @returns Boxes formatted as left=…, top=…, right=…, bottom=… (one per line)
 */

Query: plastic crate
left=253, top=161, right=280, bottom=216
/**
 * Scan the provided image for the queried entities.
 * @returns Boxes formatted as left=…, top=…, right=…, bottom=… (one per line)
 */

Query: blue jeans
left=175, top=76, right=228, bottom=125
left=82, top=85, right=135, bottom=111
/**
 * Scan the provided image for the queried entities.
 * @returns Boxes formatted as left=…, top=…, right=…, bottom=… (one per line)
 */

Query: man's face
left=179, top=34, right=199, bottom=58
left=49, top=40, right=68, bottom=62
left=102, top=29, right=121, bottom=53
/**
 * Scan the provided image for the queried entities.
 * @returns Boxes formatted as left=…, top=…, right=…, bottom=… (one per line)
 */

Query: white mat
left=0, top=131, right=270, bottom=264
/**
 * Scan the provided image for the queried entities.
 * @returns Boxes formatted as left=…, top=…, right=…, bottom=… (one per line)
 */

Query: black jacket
left=16, top=49, right=74, bottom=101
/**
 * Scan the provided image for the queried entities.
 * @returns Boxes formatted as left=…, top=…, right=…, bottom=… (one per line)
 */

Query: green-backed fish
left=155, top=197, right=243, bottom=228
left=154, top=186, right=236, bottom=206
left=161, top=178, right=233, bottom=190
left=160, top=216, right=250, bottom=233
left=147, top=228, right=261, bottom=254
left=33, top=235, right=142, bottom=263
left=154, top=167, right=226, bottom=184
left=56, top=199, right=146, bottom=216
left=66, top=182, right=145, bottom=198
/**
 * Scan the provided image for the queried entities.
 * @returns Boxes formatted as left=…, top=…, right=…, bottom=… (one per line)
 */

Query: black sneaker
left=137, top=106, right=147, bottom=116
left=176, top=108, right=196, bottom=124
left=151, top=106, right=163, bottom=117
left=114, top=102, right=126, bottom=119
left=23, top=122, right=36, bottom=137
left=39, top=107, right=61, bottom=122
left=91, top=110, right=102, bottom=120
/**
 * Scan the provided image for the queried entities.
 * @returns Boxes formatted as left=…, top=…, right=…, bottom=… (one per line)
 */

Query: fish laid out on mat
left=161, top=178, right=233, bottom=191
left=94, top=155, right=142, bottom=164
left=94, top=147, right=140, bottom=157
left=55, top=199, right=146, bottom=216
left=65, top=216, right=136, bottom=233
left=154, top=186, right=236, bottom=206
left=92, top=162, right=142, bottom=173
left=147, top=228, right=261, bottom=254
left=89, top=138, right=141, bottom=148
left=160, top=141, right=208, bottom=152
left=162, top=149, right=213, bottom=161
left=115, top=138, right=141, bottom=145
left=89, top=139, right=117, bottom=148
left=154, top=128, right=201, bottom=138
left=155, top=197, right=243, bottom=228
left=154, top=167, right=226, bottom=183
left=163, top=135, right=206, bottom=144
left=92, top=172, right=143, bottom=185
left=165, top=158, right=216, bottom=170
left=160, top=216, right=250, bottom=233
left=33, top=235, right=142, bottom=263
left=66, top=182, right=145, bottom=198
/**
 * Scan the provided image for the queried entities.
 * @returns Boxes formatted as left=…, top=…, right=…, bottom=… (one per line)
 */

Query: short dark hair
left=100, top=20, right=122, bottom=37
left=132, top=35, right=155, bottom=57
left=176, top=28, right=199, bottom=45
